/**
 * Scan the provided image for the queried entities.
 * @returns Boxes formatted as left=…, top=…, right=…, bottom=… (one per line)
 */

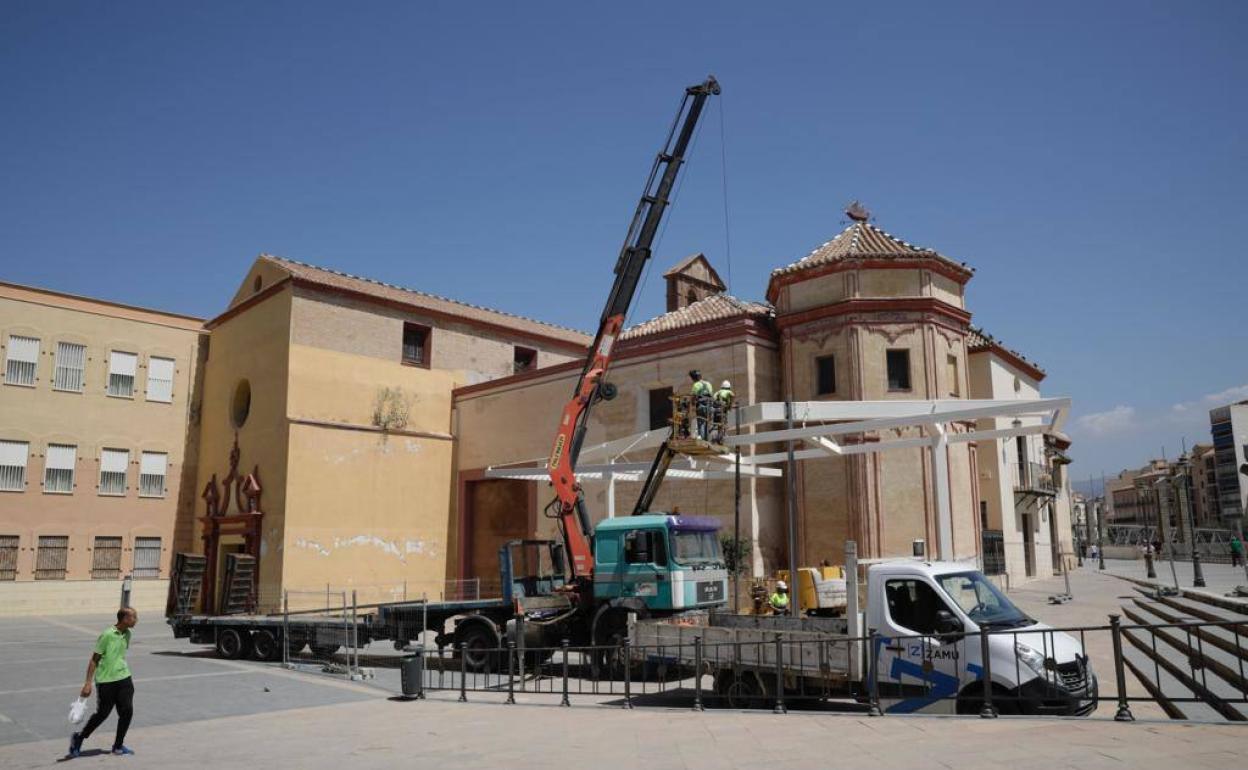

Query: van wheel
left=715, top=670, right=766, bottom=709
left=251, top=630, right=282, bottom=661
left=216, top=628, right=251, bottom=660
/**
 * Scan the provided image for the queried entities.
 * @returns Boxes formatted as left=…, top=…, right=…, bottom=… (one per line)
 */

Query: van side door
left=876, top=576, right=966, bottom=714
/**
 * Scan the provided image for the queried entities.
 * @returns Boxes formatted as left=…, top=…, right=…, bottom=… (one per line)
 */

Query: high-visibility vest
left=714, top=388, right=734, bottom=404
left=769, top=592, right=788, bottom=609
left=691, top=380, right=712, bottom=397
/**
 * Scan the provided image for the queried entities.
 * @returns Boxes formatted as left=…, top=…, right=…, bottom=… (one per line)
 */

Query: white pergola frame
left=484, top=397, right=1070, bottom=560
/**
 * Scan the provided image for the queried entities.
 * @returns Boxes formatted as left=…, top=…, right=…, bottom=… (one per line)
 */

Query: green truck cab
left=591, top=514, right=728, bottom=612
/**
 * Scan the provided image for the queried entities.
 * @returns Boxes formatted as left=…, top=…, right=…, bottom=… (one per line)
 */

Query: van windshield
left=936, top=571, right=1032, bottom=628
left=671, top=531, right=722, bottom=565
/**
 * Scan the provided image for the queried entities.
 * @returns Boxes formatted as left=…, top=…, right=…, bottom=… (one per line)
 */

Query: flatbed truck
left=632, top=555, right=1098, bottom=716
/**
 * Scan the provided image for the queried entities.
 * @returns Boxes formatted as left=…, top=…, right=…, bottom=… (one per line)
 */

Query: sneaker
left=111, top=746, right=135, bottom=756
left=67, top=732, right=83, bottom=758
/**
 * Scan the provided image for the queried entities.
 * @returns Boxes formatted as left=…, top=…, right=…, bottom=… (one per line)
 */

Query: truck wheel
left=715, top=670, right=765, bottom=709
left=309, top=643, right=340, bottom=658
left=251, top=630, right=282, bottom=662
left=216, top=628, right=251, bottom=660
left=457, top=623, right=501, bottom=673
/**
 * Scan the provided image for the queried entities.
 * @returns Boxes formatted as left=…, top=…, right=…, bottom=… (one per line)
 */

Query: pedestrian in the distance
left=1231, top=535, right=1244, bottom=567
left=69, top=607, right=138, bottom=757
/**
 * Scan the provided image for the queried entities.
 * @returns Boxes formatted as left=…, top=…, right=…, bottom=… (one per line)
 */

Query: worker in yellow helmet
left=689, top=370, right=713, bottom=439
left=769, top=581, right=789, bottom=614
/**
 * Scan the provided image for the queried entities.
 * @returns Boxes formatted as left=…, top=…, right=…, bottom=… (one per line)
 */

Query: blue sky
left=2, top=1, right=1245, bottom=482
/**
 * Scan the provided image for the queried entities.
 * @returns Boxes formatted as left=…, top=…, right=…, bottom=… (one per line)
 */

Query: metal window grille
left=99, top=448, right=128, bottom=495
left=4, top=335, right=39, bottom=386
left=91, top=536, right=122, bottom=579
left=139, top=451, right=167, bottom=498
left=981, top=529, right=1006, bottom=575
left=53, top=342, right=86, bottom=392
left=145, top=356, right=174, bottom=402
left=107, top=351, right=136, bottom=397
left=43, top=443, right=76, bottom=493
left=35, top=535, right=68, bottom=580
left=0, top=440, right=29, bottom=491
left=0, top=536, right=17, bottom=580
left=132, top=537, right=161, bottom=578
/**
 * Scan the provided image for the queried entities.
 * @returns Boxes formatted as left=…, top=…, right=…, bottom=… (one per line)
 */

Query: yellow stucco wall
left=193, top=289, right=293, bottom=607
left=281, top=344, right=457, bottom=604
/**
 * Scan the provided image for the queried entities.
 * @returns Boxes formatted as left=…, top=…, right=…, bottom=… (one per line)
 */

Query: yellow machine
left=775, top=566, right=848, bottom=616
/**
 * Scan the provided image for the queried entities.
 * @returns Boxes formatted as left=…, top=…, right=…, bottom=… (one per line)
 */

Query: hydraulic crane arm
left=546, top=76, right=720, bottom=580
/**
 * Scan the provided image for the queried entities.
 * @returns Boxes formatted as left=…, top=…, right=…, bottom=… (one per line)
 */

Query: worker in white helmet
left=711, top=380, right=734, bottom=442
left=769, top=580, right=789, bottom=614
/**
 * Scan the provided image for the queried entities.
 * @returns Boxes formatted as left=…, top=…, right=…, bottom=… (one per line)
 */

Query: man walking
left=1230, top=535, right=1244, bottom=568
left=69, top=607, right=138, bottom=757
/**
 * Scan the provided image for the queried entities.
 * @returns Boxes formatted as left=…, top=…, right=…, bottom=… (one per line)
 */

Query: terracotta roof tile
left=261, top=254, right=591, bottom=346
left=622, top=293, right=772, bottom=340
left=966, top=325, right=1045, bottom=375
left=770, top=222, right=974, bottom=279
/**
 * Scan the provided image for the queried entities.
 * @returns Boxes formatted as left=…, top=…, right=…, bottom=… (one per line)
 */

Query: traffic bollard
left=1192, top=551, right=1206, bottom=588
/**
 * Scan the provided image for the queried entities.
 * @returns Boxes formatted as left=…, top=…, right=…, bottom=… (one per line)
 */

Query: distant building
left=1210, top=402, right=1248, bottom=529
left=0, top=281, right=205, bottom=615
left=1189, top=443, right=1221, bottom=529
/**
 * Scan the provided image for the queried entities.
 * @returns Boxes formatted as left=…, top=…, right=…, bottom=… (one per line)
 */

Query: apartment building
left=1210, top=402, right=1248, bottom=526
left=0, top=281, right=205, bottom=615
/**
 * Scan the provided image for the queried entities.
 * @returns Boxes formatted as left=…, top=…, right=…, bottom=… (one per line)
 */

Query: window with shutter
left=54, top=342, right=86, bottom=392
left=133, top=537, right=162, bottom=578
left=0, top=440, right=28, bottom=491
left=35, top=536, right=68, bottom=580
left=91, top=536, right=122, bottom=579
left=43, top=444, right=76, bottom=494
left=99, top=448, right=128, bottom=496
left=139, top=451, right=167, bottom=498
left=4, top=335, right=39, bottom=387
left=146, top=356, right=174, bottom=402
left=107, top=351, right=137, bottom=397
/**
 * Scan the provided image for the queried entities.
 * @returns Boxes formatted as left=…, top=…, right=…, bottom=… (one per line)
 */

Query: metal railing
left=375, top=614, right=1248, bottom=722
left=1012, top=461, right=1056, bottom=495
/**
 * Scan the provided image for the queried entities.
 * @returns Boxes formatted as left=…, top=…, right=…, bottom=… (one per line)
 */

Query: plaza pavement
left=1, top=568, right=1245, bottom=768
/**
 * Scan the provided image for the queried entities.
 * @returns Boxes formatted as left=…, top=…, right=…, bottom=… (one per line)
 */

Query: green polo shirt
left=93, top=627, right=132, bottom=684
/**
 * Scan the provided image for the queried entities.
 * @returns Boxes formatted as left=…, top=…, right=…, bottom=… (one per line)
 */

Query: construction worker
left=689, top=370, right=712, bottom=439
left=711, top=380, right=734, bottom=443
left=769, top=581, right=789, bottom=614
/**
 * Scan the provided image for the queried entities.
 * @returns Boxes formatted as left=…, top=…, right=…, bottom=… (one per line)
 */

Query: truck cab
left=592, top=514, right=727, bottom=611
left=867, top=560, right=1097, bottom=715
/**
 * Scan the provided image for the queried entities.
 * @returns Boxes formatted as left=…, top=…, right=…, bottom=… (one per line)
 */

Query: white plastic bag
left=68, top=696, right=89, bottom=725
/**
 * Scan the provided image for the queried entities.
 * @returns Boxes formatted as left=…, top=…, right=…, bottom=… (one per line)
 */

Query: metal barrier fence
left=384, top=614, right=1248, bottom=722
left=282, top=589, right=365, bottom=679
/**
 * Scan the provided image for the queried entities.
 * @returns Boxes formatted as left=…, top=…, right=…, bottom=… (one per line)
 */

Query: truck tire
left=714, top=670, right=766, bottom=709
left=251, top=630, right=282, bottom=662
left=309, top=643, right=340, bottom=658
left=456, top=621, right=501, bottom=673
left=216, top=628, right=252, bottom=660
left=287, top=632, right=308, bottom=656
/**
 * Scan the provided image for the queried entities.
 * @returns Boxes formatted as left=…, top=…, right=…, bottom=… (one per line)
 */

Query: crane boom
left=546, top=76, right=720, bottom=580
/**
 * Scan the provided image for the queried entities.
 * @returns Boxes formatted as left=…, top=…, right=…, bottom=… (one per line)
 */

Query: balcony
left=1012, top=461, right=1056, bottom=497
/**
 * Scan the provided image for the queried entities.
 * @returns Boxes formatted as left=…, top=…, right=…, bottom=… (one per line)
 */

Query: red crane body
left=546, top=76, right=720, bottom=582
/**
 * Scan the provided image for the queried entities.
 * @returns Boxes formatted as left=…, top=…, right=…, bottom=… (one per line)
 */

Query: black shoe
left=68, top=732, right=83, bottom=758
